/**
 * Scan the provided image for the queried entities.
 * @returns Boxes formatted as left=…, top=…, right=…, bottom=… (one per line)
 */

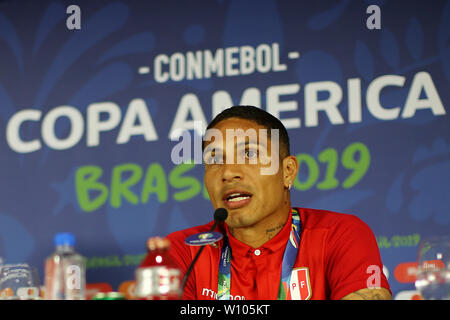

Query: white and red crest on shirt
left=289, top=267, right=312, bottom=300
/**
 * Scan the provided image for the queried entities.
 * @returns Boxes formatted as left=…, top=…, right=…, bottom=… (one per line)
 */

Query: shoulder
left=166, top=220, right=216, bottom=243
left=296, top=207, right=375, bottom=245
left=297, top=207, right=369, bottom=232
left=165, top=220, right=217, bottom=269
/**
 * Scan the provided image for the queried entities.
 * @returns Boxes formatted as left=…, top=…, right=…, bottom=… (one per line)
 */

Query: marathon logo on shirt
left=289, top=267, right=312, bottom=300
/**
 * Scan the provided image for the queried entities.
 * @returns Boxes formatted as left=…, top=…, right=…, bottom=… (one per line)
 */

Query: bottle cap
left=54, top=232, right=75, bottom=247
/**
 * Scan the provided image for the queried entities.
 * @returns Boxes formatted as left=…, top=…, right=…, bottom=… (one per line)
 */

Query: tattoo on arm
left=351, top=291, right=383, bottom=300
left=341, top=288, right=392, bottom=300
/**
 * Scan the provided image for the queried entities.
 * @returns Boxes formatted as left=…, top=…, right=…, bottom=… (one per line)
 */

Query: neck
left=228, top=202, right=291, bottom=248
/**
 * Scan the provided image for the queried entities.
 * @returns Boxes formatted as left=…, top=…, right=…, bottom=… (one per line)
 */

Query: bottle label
left=45, top=258, right=86, bottom=300
left=135, top=266, right=181, bottom=298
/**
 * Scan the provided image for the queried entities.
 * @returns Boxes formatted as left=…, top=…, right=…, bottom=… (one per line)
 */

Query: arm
left=341, top=287, right=393, bottom=300
left=325, top=214, right=392, bottom=300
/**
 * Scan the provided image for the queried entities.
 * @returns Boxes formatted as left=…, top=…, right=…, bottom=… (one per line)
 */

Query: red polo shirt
left=166, top=207, right=391, bottom=300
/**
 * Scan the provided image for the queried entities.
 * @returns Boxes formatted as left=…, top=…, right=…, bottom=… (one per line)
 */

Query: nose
left=221, top=163, right=244, bottom=183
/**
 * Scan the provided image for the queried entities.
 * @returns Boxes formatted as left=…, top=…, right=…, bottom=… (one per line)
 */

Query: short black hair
left=203, top=105, right=290, bottom=159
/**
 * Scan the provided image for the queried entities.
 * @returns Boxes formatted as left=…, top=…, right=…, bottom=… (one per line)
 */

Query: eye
left=205, top=156, right=216, bottom=165
left=245, top=148, right=258, bottom=159
left=204, top=152, right=223, bottom=164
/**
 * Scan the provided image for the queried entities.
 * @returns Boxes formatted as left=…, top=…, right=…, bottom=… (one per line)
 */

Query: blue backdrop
left=0, top=0, right=449, bottom=299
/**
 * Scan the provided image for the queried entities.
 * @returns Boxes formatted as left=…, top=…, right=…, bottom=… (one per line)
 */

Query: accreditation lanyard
left=217, top=208, right=301, bottom=300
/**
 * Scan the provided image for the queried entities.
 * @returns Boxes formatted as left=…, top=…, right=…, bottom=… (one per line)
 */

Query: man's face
left=203, top=117, right=287, bottom=229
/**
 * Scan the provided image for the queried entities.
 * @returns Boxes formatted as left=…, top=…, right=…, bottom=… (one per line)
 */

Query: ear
left=282, top=155, right=298, bottom=189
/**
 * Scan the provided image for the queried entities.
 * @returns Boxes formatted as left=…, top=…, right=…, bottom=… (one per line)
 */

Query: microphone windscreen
left=213, top=208, right=228, bottom=222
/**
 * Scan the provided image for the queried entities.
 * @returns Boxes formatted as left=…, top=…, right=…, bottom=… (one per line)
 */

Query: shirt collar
left=224, top=208, right=293, bottom=257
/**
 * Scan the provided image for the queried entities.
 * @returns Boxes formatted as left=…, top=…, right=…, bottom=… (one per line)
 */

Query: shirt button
left=254, top=249, right=261, bottom=256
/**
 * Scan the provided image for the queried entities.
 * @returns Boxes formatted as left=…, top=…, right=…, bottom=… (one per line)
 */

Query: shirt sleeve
left=166, top=231, right=197, bottom=300
left=324, top=215, right=391, bottom=300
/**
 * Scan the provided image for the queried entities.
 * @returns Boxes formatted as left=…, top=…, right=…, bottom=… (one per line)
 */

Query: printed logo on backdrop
left=289, top=267, right=311, bottom=300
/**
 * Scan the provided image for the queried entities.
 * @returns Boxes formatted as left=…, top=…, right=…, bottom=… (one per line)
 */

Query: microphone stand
left=180, top=208, right=227, bottom=294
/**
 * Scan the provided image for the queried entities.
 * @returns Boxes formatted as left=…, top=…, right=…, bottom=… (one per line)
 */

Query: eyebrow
left=203, top=144, right=222, bottom=154
left=237, top=141, right=251, bottom=148
left=237, top=140, right=268, bottom=149
left=204, top=140, right=268, bottom=152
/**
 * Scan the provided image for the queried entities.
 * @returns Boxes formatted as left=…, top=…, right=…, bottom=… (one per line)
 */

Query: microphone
left=181, top=208, right=228, bottom=294
left=211, top=207, right=228, bottom=232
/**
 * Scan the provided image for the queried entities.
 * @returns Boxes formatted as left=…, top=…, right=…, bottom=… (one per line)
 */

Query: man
left=148, top=105, right=391, bottom=300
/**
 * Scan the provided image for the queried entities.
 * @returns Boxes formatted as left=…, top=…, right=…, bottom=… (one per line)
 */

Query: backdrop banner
left=0, top=0, right=448, bottom=300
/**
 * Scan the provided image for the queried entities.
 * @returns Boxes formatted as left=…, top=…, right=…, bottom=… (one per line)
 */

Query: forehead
left=203, top=117, right=270, bottom=151
left=210, top=117, right=266, bottom=133
left=204, top=117, right=271, bottom=149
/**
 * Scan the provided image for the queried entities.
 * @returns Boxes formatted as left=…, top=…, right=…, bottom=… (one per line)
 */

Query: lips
left=222, top=190, right=253, bottom=209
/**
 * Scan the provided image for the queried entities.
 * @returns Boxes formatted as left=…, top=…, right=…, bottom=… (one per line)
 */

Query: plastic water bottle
left=44, top=233, right=86, bottom=300
left=135, top=237, right=182, bottom=300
